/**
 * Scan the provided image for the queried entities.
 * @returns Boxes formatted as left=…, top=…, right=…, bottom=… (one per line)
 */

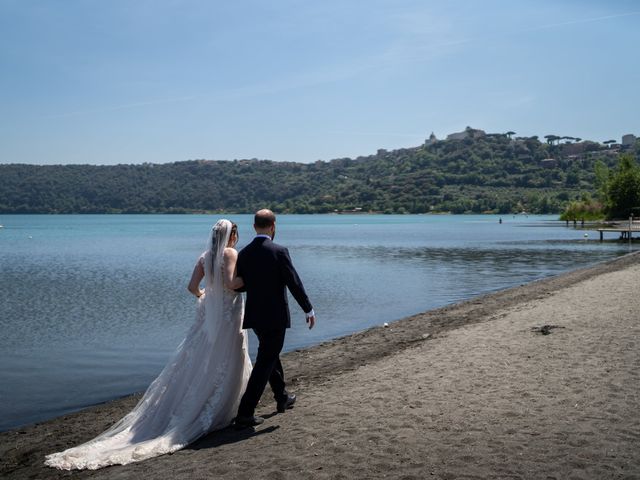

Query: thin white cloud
left=45, top=95, right=197, bottom=119
left=381, top=9, right=640, bottom=64
left=43, top=9, right=640, bottom=120
left=519, top=10, right=640, bottom=33
left=326, top=130, right=425, bottom=138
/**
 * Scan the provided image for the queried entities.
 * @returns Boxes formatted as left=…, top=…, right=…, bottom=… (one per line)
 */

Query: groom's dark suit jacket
left=237, top=236, right=312, bottom=331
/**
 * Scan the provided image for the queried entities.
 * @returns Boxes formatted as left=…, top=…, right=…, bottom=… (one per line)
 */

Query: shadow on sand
left=186, top=412, right=280, bottom=451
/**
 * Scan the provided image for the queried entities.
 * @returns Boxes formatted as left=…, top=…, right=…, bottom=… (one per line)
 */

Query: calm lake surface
left=0, top=214, right=633, bottom=431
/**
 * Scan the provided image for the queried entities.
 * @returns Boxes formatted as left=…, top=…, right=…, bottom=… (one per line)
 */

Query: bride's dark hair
left=230, top=223, right=238, bottom=244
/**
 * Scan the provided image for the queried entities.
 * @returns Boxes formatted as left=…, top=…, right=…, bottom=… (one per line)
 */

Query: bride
left=45, top=219, right=252, bottom=470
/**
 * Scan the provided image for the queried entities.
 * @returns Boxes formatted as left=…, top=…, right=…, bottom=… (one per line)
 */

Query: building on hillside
left=446, top=131, right=467, bottom=140
left=540, top=158, right=557, bottom=168
left=446, top=127, right=486, bottom=141
left=426, top=132, right=438, bottom=144
left=622, top=134, right=637, bottom=146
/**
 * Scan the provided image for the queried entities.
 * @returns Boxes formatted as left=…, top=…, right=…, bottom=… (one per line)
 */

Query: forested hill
left=2, top=133, right=638, bottom=214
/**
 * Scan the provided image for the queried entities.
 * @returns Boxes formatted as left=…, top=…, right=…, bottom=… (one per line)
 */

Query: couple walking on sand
left=45, top=209, right=315, bottom=470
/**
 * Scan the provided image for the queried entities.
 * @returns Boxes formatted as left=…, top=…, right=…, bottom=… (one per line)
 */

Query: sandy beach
left=2, top=252, right=639, bottom=479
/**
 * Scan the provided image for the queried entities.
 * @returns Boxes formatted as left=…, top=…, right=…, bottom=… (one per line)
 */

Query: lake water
left=0, top=214, right=633, bottom=431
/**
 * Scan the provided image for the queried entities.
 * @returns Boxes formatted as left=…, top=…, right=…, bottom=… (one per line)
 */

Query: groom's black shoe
left=234, top=415, right=264, bottom=428
left=277, top=394, right=296, bottom=413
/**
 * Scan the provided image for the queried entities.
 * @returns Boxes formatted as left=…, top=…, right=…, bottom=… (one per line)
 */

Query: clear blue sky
left=1, top=0, right=638, bottom=165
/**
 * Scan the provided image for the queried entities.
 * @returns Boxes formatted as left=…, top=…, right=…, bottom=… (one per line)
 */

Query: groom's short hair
left=254, top=209, right=276, bottom=228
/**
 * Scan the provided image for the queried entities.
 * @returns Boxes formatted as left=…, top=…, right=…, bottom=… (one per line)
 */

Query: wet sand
left=2, top=252, right=639, bottom=479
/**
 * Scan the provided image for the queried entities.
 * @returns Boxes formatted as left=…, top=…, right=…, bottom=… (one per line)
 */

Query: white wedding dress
left=45, top=220, right=252, bottom=470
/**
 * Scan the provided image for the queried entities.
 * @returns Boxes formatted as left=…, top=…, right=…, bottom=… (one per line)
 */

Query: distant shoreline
left=3, top=134, right=633, bottom=216
left=0, top=211, right=552, bottom=216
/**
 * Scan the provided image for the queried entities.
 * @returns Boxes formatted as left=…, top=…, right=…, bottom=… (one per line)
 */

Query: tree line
left=561, top=153, right=640, bottom=221
left=1, top=133, right=638, bottom=215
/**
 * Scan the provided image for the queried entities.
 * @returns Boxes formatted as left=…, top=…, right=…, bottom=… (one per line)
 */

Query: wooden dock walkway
left=594, top=220, right=640, bottom=241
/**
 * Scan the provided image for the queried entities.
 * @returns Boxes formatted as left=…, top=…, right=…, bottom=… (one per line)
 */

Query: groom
left=235, top=209, right=315, bottom=427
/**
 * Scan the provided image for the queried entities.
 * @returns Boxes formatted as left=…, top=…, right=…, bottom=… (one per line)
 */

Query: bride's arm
left=187, top=260, right=205, bottom=298
left=223, top=248, right=244, bottom=290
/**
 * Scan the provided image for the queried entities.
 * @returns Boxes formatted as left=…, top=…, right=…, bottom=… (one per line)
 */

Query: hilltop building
left=446, top=127, right=486, bottom=141
left=622, top=134, right=637, bottom=146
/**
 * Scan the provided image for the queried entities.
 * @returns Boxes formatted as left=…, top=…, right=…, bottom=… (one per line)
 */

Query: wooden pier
left=594, top=219, right=640, bottom=242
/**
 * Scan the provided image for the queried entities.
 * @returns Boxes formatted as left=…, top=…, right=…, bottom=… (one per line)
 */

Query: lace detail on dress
left=197, top=358, right=229, bottom=430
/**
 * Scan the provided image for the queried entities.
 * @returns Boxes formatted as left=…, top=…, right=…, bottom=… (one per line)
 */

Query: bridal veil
left=45, top=219, right=251, bottom=470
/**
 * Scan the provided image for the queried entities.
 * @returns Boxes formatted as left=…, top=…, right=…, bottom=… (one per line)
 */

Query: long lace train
left=45, top=223, right=251, bottom=470
left=45, top=292, right=250, bottom=470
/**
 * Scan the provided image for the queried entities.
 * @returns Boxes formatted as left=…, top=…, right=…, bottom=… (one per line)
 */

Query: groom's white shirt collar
left=255, top=234, right=271, bottom=239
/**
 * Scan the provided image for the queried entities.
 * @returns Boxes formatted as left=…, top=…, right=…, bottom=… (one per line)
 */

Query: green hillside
left=1, top=130, right=637, bottom=214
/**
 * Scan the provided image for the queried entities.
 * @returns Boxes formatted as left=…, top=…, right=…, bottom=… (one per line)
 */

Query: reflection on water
left=0, top=214, right=632, bottom=431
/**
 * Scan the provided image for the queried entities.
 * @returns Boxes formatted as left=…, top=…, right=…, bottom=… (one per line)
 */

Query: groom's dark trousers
left=237, top=328, right=287, bottom=415
left=236, top=236, right=312, bottom=417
